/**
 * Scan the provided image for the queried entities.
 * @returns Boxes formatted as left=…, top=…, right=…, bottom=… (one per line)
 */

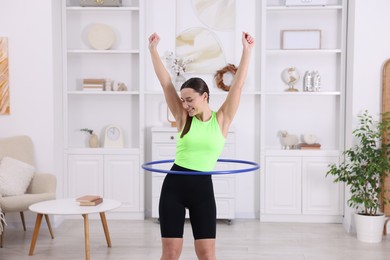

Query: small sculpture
left=313, top=71, right=321, bottom=91
left=280, top=130, right=299, bottom=149
left=117, top=82, right=128, bottom=91
left=303, top=71, right=313, bottom=91
left=303, top=70, right=321, bottom=92
left=112, top=81, right=128, bottom=91
left=281, top=67, right=300, bottom=92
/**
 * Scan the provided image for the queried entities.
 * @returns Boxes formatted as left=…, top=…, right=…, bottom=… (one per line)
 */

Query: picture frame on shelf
left=80, top=0, right=122, bottom=7
left=285, top=0, right=327, bottom=6
left=281, top=30, right=322, bottom=50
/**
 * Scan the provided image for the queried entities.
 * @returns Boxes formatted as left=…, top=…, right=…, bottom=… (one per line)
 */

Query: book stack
left=299, top=143, right=321, bottom=150
left=76, top=195, right=103, bottom=206
left=82, top=79, right=105, bottom=91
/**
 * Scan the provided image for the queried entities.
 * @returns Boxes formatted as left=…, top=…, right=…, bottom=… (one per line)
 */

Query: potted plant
left=326, top=110, right=390, bottom=243
left=80, top=128, right=99, bottom=148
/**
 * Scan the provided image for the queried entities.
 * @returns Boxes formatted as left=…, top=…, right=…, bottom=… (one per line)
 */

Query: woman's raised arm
left=217, top=32, right=255, bottom=136
left=148, top=33, right=186, bottom=130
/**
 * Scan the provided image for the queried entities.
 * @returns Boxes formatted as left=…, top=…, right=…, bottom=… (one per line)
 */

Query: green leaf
left=326, top=110, right=390, bottom=215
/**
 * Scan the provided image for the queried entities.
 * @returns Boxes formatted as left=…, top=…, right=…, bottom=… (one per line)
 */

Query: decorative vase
left=303, top=134, right=317, bottom=144
left=354, top=212, right=385, bottom=243
left=175, top=74, right=186, bottom=90
left=88, top=134, right=99, bottom=148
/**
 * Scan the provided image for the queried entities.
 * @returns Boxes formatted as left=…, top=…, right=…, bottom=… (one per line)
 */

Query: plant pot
left=354, top=212, right=385, bottom=243
left=88, top=134, right=99, bottom=148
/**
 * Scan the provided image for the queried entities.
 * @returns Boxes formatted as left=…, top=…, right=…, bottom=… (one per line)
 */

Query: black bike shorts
left=159, top=164, right=217, bottom=239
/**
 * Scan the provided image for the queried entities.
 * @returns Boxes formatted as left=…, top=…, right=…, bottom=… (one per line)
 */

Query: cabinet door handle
left=170, top=136, right=174, bottom=140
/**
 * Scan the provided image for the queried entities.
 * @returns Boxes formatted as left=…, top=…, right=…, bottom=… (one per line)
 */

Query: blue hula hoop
left=142, top=159, right=260, bottom=175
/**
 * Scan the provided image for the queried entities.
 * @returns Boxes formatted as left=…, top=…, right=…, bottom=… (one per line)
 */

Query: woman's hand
left=148, top=33, right=160, bottom=50
left=242, top=32, right=255, bottom=50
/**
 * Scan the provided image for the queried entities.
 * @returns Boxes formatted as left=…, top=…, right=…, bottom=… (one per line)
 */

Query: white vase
left=354, top=212, right=385, bottom=243
left=175, top=74, right=186, bottom=90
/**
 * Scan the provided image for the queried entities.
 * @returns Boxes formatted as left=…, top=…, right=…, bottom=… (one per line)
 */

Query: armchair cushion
left=0, top=192, right=55, bottom=212
left=0, top=156, right=35, bottom=196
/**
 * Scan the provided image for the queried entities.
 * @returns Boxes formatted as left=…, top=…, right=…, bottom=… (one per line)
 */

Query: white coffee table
left=28, top=198, right=121, bottom=260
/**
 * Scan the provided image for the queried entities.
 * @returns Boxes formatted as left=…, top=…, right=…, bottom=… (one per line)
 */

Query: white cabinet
left=104, top=155, right=141, bottom=213
left=264, top=157, right=302, bottom=215
left=258, top=0, right=347, bottom=222
left=302, top=156, right=343, bottom=216
left=68, top=154, right=104, bottom=197
left=67, top=151, right=142, bottom=218
left=262, top=152, right=343, bottom=222
left=61, top=0, right=144, bottom=219
left=150, top=127, right=236, bottom=220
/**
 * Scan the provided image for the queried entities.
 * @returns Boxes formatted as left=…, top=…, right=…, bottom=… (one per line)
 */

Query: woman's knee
left=161, top=238, right=183, bottom=260
left=194, top=239, right=216, bottom=260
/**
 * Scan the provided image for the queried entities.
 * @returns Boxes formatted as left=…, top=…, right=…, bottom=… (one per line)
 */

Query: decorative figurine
left=280, top=130, right=299, bottom=149
left=303, top=71, right=313, bottom=91
left=281, top=67, right=300, bottom=92
left=303, top=70, right=321, bottom=92
left=313, top=71, right=321, bottom=91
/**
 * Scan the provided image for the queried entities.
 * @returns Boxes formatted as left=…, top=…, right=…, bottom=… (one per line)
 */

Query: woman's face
left=180, top=88, right=207, bottom=117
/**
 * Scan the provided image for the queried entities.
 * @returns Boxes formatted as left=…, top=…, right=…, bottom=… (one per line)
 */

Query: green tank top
left=174, top=112, right=226, bottom=171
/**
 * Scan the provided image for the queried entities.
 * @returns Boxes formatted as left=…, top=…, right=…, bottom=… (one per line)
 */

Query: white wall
left=344, top=0, right=390, bottom=231
left=0, top=0, right=55, bottom=171
left=0, top=0, right=61, bottom=226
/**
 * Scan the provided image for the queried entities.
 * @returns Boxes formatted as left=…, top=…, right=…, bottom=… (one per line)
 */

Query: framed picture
left=0, top=37, right=10, bottom=115
left=285, top=0, right=327, bottom=6
left=281, top=30, right=322, bottom=50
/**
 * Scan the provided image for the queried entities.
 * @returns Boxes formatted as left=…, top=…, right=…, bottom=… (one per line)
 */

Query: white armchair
left=0, top=135, right=56, bottom=247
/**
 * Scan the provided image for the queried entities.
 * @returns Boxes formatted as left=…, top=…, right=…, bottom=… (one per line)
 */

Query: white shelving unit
left=61, top=0, right=144, bottom=219
left=59, top=0, right=349, bottom=221
left=258, top=0, right=347, bottom=222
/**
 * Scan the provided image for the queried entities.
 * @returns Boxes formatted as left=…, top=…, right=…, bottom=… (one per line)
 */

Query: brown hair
left=180, top=77, right=210, bottom=138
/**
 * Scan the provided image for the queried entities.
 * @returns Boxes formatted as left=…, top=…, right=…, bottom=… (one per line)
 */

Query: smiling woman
left=148, top=32, right=254, bottom=260
left=0, top=37, right=10, bottom=115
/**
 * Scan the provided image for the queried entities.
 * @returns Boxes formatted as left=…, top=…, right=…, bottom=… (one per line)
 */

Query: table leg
left=29, top=213, right=43, bottom=256
left=44, top=214, right=55, bottom=239
left=99, top=212, right=112, bottom=247
left=82, top=214, right=90, bottom=260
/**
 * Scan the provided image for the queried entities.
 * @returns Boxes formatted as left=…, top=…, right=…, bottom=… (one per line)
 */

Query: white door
left=68, top=154, right=104, bottom=198
left=302, top=156, right=343, bottom=215
left=265, top=156, right=302, bottom=214
left=104, top=155, right=140, bottom=212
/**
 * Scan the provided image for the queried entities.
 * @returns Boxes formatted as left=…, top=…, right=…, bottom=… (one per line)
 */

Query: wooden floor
left=1, top=218, right=390, bottom=260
